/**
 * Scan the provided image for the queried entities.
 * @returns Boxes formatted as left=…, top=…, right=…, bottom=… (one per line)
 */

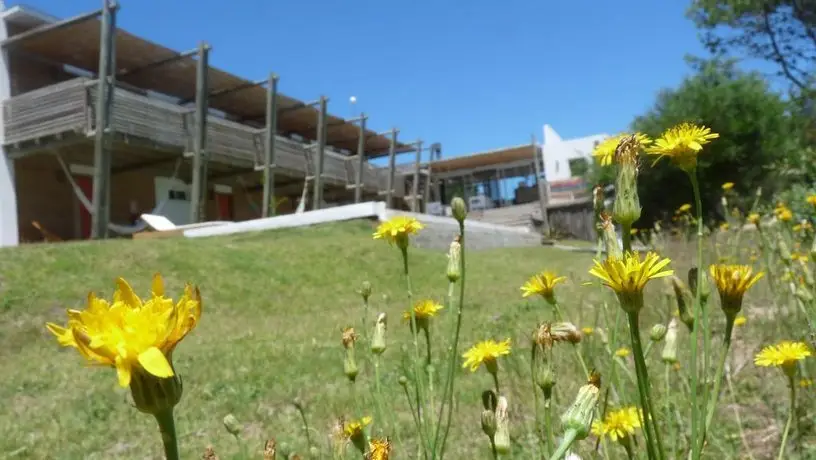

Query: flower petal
left=137, top=347, right=174, bottom=378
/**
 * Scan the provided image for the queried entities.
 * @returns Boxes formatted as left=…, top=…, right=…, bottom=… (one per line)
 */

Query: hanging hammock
left=54, top=152, right=185, bottom=235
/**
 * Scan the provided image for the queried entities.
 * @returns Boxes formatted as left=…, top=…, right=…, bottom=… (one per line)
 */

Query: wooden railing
left=3, top=77, right=393, bottom=193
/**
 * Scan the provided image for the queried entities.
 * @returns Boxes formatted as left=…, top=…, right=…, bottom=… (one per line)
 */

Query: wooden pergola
left=2, top=2, right=422, bottom=238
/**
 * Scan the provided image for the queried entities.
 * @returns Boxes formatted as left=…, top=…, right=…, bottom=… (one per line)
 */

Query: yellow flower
left=615, top=347, right=631, bottom=358
left=677, top=203, right=692, bottom=213
left=343, top=416, right=373, bottom=439
left=755, top=341, right=812, bottom=376
left=589, top=251, right=674, bottom=312
left=592, top=133, right=652, bottom=166
left=582, top=327, right=594, bottom=336
left=402, top=299, right=444, bottom=330
left=722, top=182, right=734, bottom=191
left=747, top=213, right=760, bottom=225
left=372, top=216, right=424, bottom=250
left=647, top=122, right=719, bottom=170
left=708, top=264, right=764, bottom=315
left=591, top=406, right=642, bottom=442
left=368, top=438, right=391, bottom=460
left=521, top=271, right=567, bottom=304
left=807, top=195, right=816, bottom=207
left=734, top=315, right=747, bottom=327
left=719, top=222, right=730, bottom=232
left=800, top=378, right=814, bottom=388
left=46, top=274, right=201, bottom=388
left=776, top=207, right=793, bottom=222
left=630, top=228, right=638, bottom=235
left=462, top=339, right=511, bottom=373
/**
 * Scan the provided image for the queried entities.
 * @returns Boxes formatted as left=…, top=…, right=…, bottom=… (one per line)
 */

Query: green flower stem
left=154, top=408, right=179, bottom=460
left=622, top=222, right=633, bottom=253
left=665, top=365, right=677, bottom=459
left=702, top=315, right=735, bottom=446
left=777, top=375, right=796, bottom=460
left=627, top=311, right=665, bottom=460
left=553, top=302, right=590, bottom=378
left=360, top=297, right=370, bottom=344
left=548, top=428, right=579, bottom=460
left=400, top=247, right=432, bottom=459
left=294, top=402, right=313, bottom=451
left=374, top=355, right=404, bottom=448
left=688, top=171, right=705, bottom=460
left=423, top=327, right=437, bottom=419
left=725, top=363, right=756, bottom=460
left=434, top=222, right=468, bottom=458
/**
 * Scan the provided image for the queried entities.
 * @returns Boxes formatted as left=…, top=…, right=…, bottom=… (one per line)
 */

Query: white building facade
left=540, top=124, right=608, bottom=183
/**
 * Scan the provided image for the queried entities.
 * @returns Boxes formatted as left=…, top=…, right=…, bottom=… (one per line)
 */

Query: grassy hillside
left=0, top=220, right=806, bottom=459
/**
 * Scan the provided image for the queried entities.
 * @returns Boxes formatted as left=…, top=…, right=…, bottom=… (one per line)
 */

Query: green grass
left=0, top=220, right=812, bottom=459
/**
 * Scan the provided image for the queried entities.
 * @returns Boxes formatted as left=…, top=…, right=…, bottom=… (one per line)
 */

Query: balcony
left=2, top=77, right=394, bottom=193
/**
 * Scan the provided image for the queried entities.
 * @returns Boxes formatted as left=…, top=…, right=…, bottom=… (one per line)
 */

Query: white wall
left=540, top=124, right=608, bottom=182
left=0, top=3, right=20, bottom=247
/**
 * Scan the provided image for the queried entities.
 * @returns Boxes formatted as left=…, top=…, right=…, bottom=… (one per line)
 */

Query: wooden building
left=0, top=3, right=434, bottom=245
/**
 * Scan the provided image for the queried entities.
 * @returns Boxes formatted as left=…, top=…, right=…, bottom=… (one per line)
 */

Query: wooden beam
left=386, top=128, right=398, bottom=208
left=354, top=114, right=367, bottom=203
left=90, top=0, right=116, bottom=239
left=261, top=73, right=279, bottom=218
left=111, top=157, right=178, bottom=175
left=531, top=134, right=550, bottom=235
left=425, top=142, right=441, bottom=209
left=311, top=96, right=328, bottom=210
left=179, top=78, right=267, bottom=104
left=411, top=139, right=422, bottom=212
left=1, top=5, right=111, bottom=49
left=189, top=42, right=210, bottom=223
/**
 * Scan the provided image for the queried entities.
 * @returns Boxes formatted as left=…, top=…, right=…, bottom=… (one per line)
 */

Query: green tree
left=687, top=0, right=816, bottom=93
left=624, top=60, right=805, bottom=226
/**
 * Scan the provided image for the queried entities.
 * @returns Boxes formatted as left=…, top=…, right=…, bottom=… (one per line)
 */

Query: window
left=568, top=157, right=589, bottom=177
left=169, top=190, right=188, bottom=200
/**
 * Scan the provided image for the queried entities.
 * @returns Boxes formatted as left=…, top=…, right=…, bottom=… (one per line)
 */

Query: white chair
left=139, top=214, right=232, bottom=232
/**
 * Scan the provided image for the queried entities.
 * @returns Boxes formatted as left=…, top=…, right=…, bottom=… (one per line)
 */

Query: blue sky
left=10, top=0, right=710, bottom=164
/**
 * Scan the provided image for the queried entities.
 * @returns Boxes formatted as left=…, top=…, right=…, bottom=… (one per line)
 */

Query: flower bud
left=129, top=369, right=183, bottom=416
left=600, top=213, right=622, bottom=260
left=344, top=349, right=359, bottom=382
left=371, top=313, right=387, bottom=354
left=650, top=324, right=667, bottom=342
left=796, top=286, right=814, bottom=303
left=223, top=414, right=242, bottom=436
left=810, top=236, right=816, bottom=259
left=661, top=318, right=679, bottom=364
left=203, top=446, right=219, bottom=460
left=561, top=372, right=601, bottom=441
left=308, top=446, right=320, bottom=458
left=263, top=439, right=277, bottom=460
left=446, top=238, right=462, bottom=282
left=670, top=276, right=694, bottom=332
left=687, top=267, right=710, bottom=305
left=535, top=365, right=556, bottom=400
left=451, top=197, right=467, bottom=224
left=777, top=234, right=792, bottom=262
left=357, top=281, right=372, bottom=302
left=612, top=136, right=642, bottom=228
left=800, top=262, right=815, bottom=287
left=493, top=396, right=511, bottom=454
left=398, top=376, right=408, bottom=387
left=480, top=409, right=497, bottom=438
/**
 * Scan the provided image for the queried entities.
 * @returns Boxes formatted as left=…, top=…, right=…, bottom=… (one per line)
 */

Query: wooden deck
left=2, top=77, right=394, bottom=193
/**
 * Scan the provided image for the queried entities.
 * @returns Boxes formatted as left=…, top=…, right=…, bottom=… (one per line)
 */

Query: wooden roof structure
left=431, top=144, right=537, bottom=173
left=1, top=6, right=413, bottom=157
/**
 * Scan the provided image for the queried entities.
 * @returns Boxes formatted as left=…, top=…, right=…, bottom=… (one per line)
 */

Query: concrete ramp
left=184, top=201, right=542, bottom=250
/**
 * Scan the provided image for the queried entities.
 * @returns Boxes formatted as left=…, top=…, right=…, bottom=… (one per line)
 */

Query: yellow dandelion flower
left=807, top=195, right=816, bottom=207
left=734, top=315, right=747, bottom=327
left=722, top=182, right=734, bottom=191
left=646, top=122, right=719, bottom=170
left=45, top=274, right=201, bottom=388
left=800, top=378, right=813, bottom=388
left=755, top=341, right=812, bottom=376
left=592, top=133, right=652, bottom=166
left=589, top=251, right=674, bottom=312
left=373, top=216, right=424, bottom=250
left=747, top=213, right=760, bottom=225
left=582, top=327, right=594, bottom=336
left=708, top=264, right=764, bottom=315
left=615, top=347, right=631, bottom=358
left=630, top=228, right=638, bottom=235
left=591, top=406, right=642, bottom=443
left=343, top=416, right=373, bottom=439
left=777, top=208, right=793, bottom=222
left=368, top=438, right=391, bottom=460
left=677, top=203, right=692, bottom=213
left=402, top=299, right=444, bottom=327
left=462, top=338, right=511, bottom=373
left=521, top=271, right=567, bottom=304
left=719, top=222, right=730, bottom=232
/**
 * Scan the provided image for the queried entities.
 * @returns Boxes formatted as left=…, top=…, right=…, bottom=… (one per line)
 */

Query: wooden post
left=411, top=139, right=422, bottom=212
left=189, top=42, right=210, bottom=223
left=385, top=128, right=398, bottom=208
left=423, top=145, right=434, bottom=212
left=532, top=134, right=550, bottom=235
left=261, top=73, right=279, bottom=217
left=311, top=96, right=328, bottom=210
left=353, top=113, right=367, bottom=203
left=90, top=0, right=116, bottom=239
